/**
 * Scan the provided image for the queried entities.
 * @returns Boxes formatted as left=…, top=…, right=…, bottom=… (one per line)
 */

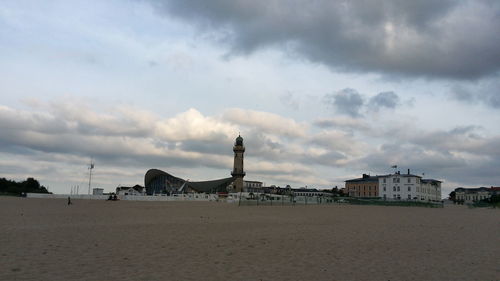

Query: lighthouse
left=231, top=134, right=245, bottom=192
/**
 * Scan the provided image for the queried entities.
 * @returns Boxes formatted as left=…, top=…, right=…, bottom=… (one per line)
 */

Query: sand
left=0, top=197, right=498, bottom=281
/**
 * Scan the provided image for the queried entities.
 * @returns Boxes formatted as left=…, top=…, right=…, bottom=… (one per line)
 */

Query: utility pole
left=88, top=158, right=94, bottom=195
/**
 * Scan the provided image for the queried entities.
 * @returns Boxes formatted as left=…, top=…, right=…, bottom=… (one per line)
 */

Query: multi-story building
left=454, top=187, right=498, bottom=202
left=378, top=170, right=442, bottom=201
left=345, top=170, right=442, bottom=201
left=244, top=180, right=263, bottom=189
left=378, top=171, right=421, bottom=200
left=419, top=179, right=442, bottom=201
left=345, top=174, right=379, bottom=198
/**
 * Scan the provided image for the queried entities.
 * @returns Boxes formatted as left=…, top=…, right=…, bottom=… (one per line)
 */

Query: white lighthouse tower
left=231, top=134, right=245, bottom=192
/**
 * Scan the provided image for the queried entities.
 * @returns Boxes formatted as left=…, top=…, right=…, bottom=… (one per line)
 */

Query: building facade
left=454, top=187, right=496, bottom=202
left=116, top=185, right=145, bottom=196
left=379, top=172, right=421, bottom=200
left=92, top=188, right=104, bottom=195
left=419, top=179, right=442, bottom=201
left=378, top=170, right=442, bottom=201
left=244, top=180, right=263, bottom=189
left=345, top=174, right=379, bottom=198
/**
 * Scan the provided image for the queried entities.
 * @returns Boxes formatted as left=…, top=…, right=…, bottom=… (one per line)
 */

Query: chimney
left=408, top=169, right=410, bottom=175
left=362, top=174, right=369, bottom=178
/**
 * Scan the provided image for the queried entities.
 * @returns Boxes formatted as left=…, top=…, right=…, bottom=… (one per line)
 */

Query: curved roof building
left=144, top=169, right=236, bottom=195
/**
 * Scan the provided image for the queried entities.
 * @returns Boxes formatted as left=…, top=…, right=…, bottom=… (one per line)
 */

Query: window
left=393, top=187, right=396, bottom=191
left=383, top=178, right=386, bottom=183
left=408, top=178, right=411, bottom=183
left=397, top=186, right=400, bottom=191
left=393, top=194, right=396, bottom=199
left=408, top=186, right=411, bottom=192
left=383, top=187, right=386, bottom=191
left=408, top=194, right=411, bottom=199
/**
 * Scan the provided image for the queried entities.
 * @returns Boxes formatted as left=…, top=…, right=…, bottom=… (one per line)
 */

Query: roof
left=345, top=176, right=379, bottom=183
left=454, top=187, right=490, bottom=192
left=117, top=185, right=143, bottom=192
left=144, top=169, right=235, bottom=193
left=378, top=173, right=422, bottom=178
left=293, top=188, right=321, bottom=192
left=144, top=169, right=185, bottom=187
left=421, top=179, right=442, bottom=183
left=185, top=177, right=236, bottom=193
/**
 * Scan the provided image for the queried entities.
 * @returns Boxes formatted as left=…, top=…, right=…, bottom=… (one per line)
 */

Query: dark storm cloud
left=324, top=88, right=364, bottom=117
left=350, top=124, right=500, bottom=187
left=179, top=139, right=233, bottom=156
left=451, top=81, right=500, bottom=108
left=369, top=91, right=400, bottom=110
left=0, top=104, right=236, bottom=173
left=149, top=0, right=500, bottom=80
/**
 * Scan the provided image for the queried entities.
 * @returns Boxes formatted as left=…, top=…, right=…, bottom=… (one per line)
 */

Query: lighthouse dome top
left=235, top=134, right=243, bottom=146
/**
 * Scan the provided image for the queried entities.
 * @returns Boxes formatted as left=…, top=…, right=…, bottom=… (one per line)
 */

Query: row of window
left=382, top=178, right=420, bottom=184
left=382, top=186, right=412, bottom=192
left=349, top=185, right=377, bottom=191
left=351, top=192, right=376, bottom=197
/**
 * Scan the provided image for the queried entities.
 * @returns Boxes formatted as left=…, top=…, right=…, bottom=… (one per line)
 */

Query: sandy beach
left=0, top=197, right=498, bottom=281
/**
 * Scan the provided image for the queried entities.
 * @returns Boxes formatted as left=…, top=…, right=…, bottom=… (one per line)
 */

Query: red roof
left=490, top=187, right=500, bottom=191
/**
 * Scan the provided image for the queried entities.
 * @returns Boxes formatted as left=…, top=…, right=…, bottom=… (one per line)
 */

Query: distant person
left=67, top=196, right=72, bottom=205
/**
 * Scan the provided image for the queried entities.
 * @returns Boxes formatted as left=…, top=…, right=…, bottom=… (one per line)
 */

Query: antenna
left=88, top=158, right=94, bottom=195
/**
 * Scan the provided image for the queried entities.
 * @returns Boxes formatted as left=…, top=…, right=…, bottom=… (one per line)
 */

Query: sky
left=1, top=0, right=500, bottom=197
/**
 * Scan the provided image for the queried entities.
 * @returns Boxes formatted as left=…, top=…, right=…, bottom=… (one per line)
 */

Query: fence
left=347, top=198, right=444, bottom=208
left=230, top=194, right=340, bottom=206
left=467, top=201, right=499, bottom=208
left=26, top=193, right=444, bottom=207
left=231, top=193, right=443, bottom=208
left=26, top=193, right=219, bottom=202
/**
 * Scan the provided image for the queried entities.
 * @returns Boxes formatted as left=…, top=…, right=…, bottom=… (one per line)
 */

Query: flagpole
left=391, top=165, right=398, bottom=174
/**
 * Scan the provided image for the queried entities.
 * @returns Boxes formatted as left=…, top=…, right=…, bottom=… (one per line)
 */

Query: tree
left=0, top=177, right=49, bottom=195
left=449, top=191, right=456, bottom=202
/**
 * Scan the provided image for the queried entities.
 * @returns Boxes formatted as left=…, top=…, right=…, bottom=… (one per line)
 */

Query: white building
left=116, top=185, right=145, bottom=196
left=92, top=188, right=104, bottom=195
left=419, top=179, right=442, bottom=201
left=454, top=187, right=492, bottom=202
left=292, top=188, right=330, bottom=197
left=378, top=170, right=442, bottom=201
left=244, top=180, right=263, bottom=189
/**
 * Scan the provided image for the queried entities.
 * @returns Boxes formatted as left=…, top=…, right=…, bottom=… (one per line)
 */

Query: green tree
left=449, top=191, right=456, bottom=202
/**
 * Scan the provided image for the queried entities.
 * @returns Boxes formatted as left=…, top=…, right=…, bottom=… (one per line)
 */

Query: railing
left=233, top=194, right=443, bottom=208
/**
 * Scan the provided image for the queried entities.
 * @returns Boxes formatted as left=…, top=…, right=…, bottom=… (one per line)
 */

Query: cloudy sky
left=1, top=0, right=500, bottom=196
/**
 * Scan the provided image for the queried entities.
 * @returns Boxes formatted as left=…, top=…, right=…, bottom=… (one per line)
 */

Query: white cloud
left=222, top=108, right=308, bottom=138
left=155, top=108, right=236, bottom=142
